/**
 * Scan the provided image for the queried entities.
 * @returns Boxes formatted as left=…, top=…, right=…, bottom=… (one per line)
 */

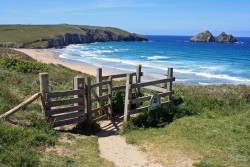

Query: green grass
left=0, top=48, right=114, bottom=166
left=1, top=48, right=249, bottom=166
left=0, top=25, right=85, bottom=44
left=0, top=24, right=138, bottom=48
left=41, top=133, right=114, bottom=167
left=122, top=85, right=250, bottom=166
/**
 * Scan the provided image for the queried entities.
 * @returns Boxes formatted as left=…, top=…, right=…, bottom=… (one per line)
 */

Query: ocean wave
left=198, top=65, right=224, bottom=71
left=95, top=57, right=139, bottom=66
left=114, top=49, right=129, bottom=52
left=147, top=55, right=170, bottom=61
left=173, top=69, right=250, bottom=82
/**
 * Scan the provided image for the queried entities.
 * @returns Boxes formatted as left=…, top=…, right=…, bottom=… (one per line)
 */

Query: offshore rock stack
left=189, top=30, right=238, bottom=43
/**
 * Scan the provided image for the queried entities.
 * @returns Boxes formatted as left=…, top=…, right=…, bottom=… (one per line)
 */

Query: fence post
left=124, top=73, right=133, bottom=122
left=108, top=76, right=113, bottom=118
left=96, top=68, right=103, bottom=115
left=85, top=77, right=92, bottom=121
left=39, top=73, right=50, bottom=112
left=74, top=76, right=85, bottom=117
left=167, top=68, right=173, bottom=101
left=136, top=64, right=142, bottom=97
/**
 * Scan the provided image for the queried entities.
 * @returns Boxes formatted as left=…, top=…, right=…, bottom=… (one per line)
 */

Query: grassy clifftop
left=0, top=24, right=148, bottom=48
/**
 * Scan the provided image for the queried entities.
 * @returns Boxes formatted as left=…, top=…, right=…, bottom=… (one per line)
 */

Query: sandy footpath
left=15, top=49, right=110, bottom=76
left=98, top=116, right=164, bottom=167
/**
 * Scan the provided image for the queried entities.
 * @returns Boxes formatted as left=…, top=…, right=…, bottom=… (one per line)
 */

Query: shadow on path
left=98, top=114, right=123, bottom=137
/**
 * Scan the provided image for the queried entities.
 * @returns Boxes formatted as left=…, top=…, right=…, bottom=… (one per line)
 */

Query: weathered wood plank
left=93, top=114, right=108, bottom=122
left=108, top=76, right=113, bottom=116
left=48, top=112, right=84, bottom=122
left=46, top=89, right=84, bottom=98
left=91, top=88, right=99, bottom=99
left=143, top=85, right=167, bottom=93
left=167, top=68, right=173, bottom=100
left=96, top=68, right=103, bottom=115
left=130, top=91, right=173, bottom=104
left=39, top=73, right=50, bottom=111
left=124, top=73, right=133, bottom=122
left=45, top=105, right=84, bottom=116
left=102, top=88, right=108, bottom=92
left=91, top=94, right=109, bottom=102
left=129, top=106, right=149, bottom=115
left=91, top=80, right=110, bottom=88
left=131, top=77, right=175, bottom=88
left=91, top=104, right=110, bottom=114
left=102, top=72, right=137, bottom=80
left=85, top=77, right=92, bottom=121
left=52, top=117, right=85, bottom=128
left=73, top=76, right=85, bottom=115
left=136, top=64, right=142, bottom=96
left=112, top=85, right=126, bottom=91
left=45, top=97, right=83, bottom=108
left=0, top=93, right=41, bottom=119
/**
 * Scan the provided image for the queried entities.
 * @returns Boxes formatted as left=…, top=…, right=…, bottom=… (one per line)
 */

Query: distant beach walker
left=50, top=35, right=250, bottom=85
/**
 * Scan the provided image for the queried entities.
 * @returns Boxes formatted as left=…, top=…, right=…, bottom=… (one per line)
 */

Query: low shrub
left=0, top=121, right=57, bottom=166
left=0, top=57, right=48, bottom=74
left=112, top=90, right=125, bottom=114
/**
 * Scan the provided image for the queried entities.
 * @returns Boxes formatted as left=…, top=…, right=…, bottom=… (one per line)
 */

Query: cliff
left=189, top=30, right=215, bottom=42
left=217, top=32, right=237, bottom=43
left=0, top=24, right=148, bottom=48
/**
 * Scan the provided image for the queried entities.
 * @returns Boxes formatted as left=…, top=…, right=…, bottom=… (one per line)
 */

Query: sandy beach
left=14, top=49, right=110, bottom=76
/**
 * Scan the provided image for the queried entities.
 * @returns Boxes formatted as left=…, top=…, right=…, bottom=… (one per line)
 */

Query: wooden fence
left=95, top=65, right=175, bottom=122
left=85, top=76, right=112, bottom=122
left=1, top=65, right=174, bottom=128
left=123, top=67, right=174, bottom=122
left=40, top=73, right=85, bottom=127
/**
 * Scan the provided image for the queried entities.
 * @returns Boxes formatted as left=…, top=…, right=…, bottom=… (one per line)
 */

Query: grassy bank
left=0, top=49, right=114, bottom=167
left=0, top=24, right=147, bottom=48
left=123, top=85, right=250, bottom=166
left=1, top=48, right=249, bottom=166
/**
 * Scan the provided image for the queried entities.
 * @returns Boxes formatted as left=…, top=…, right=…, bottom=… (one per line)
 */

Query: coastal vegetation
left=122, top=84, right=250, bottom=166
left=0, top=48, right=249, bottom=166
left=0, top=24, right=148, bottom=48
left=0, top=48, right=114, bottom=167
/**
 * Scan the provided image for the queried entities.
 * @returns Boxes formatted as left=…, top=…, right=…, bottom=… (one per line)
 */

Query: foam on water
left=51, top=36, right=250, bottom=85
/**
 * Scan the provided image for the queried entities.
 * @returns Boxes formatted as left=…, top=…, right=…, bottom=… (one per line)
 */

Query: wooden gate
left=39, top=73, right=85, bottom=127
left=123, top=67, right=175, bottom=122
left=85, top=75, right=112, bottom=122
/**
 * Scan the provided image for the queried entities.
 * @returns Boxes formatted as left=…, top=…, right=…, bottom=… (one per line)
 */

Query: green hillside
left=0, top=24, right=148, bottom=48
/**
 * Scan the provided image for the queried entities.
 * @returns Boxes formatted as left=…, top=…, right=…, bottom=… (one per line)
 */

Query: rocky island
left=0, top=24, right=148, bottom=48
left=190, top=30, right=238, bottom=43
left=189, top=30, right=215, bottom=42
left=217, top=32, right=237, bottom=43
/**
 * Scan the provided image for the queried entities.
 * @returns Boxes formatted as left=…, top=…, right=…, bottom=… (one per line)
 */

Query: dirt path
left=98, top=116, right=163, bottom=167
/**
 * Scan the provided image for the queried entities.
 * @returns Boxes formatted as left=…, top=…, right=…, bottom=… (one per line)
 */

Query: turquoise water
left=52, top=35, right=250, bottom=85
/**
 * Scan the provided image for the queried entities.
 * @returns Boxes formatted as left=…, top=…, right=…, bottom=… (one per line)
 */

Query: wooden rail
left=85, top=75, right=112, bottom=121
left=0, top=93, right=41, bottom=120
left=123, top=67, right=174, bottom=122
left=46, top=89, right=84, bottom=98
left=40, top=73, right=85, bottom=127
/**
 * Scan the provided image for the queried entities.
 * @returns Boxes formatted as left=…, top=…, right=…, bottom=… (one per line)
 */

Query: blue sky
left=1, top=0, right=250, bottom=36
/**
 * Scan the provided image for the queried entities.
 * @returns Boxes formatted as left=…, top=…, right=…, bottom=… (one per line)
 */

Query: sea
left=51, top=35, right=250, bottom=85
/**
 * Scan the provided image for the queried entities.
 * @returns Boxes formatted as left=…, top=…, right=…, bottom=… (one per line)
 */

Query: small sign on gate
left=149, top=94, right=161, bottom=110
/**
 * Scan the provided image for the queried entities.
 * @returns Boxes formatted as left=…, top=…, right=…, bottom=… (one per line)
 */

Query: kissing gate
left=39, top=65, right=175, bottom=128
